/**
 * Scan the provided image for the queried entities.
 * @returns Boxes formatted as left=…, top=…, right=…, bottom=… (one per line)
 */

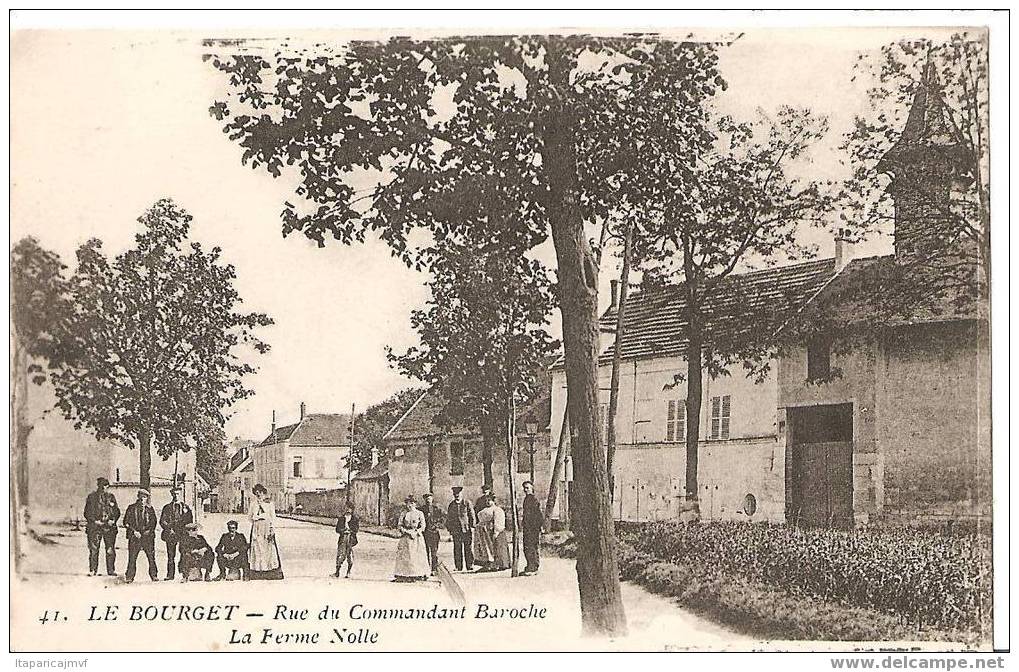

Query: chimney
left=609, top=279, right=619, bottom=310
left=300, top=401, right=306, bottom=421
left=834, top=228, right=852, bottom=273
left=271, top=410, right=276, bottom=435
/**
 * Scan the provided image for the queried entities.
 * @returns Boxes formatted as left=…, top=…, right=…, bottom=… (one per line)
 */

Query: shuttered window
left=666, top=400, right=687, bottom=442
left=710, top=395, right=731, bottom=440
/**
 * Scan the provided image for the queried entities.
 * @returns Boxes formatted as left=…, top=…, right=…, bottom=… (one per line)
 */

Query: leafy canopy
left=50, top=199, right=273, bottom=458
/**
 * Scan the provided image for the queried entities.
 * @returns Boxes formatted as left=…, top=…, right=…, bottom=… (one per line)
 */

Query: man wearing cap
left=159, top=486, right=194, bottom=581
left=214, top=520, right=249, bottom=581
left=445, top=486, right=475, bottom=572
left=123, top=489, right=158, bottom=582
left=420, top=493, right=445, bottom=575
left=179, top=523, right=214, bottom=582
left=82, top=477, right=120, bottom=576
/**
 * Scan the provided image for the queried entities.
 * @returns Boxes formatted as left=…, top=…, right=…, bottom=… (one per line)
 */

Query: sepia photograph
left=7, top=9, right=1007, bottom=660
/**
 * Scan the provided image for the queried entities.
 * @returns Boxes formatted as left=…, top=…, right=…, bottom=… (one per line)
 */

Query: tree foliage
left=11, top=237, right=69, bottom=378
left=348, top=386, right=424, bottom=473
left=50, top=199, right=273, bottom=488
left=206, top=31, right=733, bottom=636
left=390, top=238, right=558, bottom=485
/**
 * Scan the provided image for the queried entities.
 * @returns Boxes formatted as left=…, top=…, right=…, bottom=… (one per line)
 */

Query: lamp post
left=525, top=418, right=538, bottom=484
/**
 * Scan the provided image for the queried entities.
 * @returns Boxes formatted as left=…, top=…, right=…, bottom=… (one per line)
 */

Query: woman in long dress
left=247, top=484, right=284, bottom=580
left=473, top=494, right=502, bottom=571
left=393, top=496, right=430, bottom=582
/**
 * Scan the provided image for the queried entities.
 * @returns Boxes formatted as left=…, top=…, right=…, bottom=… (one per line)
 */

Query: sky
left=10, top=25, right=964, bottom=442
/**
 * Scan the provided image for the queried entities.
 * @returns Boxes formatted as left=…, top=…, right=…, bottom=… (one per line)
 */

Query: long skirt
left=248, top=519, right=284, bottom=580
left=393, top=533, right=429, bottom=578
left=472, top=525, right=497, bottom=564
left=493, top=530, right=511, bottom=570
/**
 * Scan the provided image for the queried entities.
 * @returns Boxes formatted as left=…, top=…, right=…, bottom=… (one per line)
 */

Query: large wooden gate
left=788, top=404, right=854, bottom=528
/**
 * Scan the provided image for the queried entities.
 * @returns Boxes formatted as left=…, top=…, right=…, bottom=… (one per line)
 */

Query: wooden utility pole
left=507, top=391, right=521, bottom=577
left=347, top=404, right=355, bottom=503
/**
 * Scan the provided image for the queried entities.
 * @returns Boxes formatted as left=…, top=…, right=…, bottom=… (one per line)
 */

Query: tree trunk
left=544, top=406, right=569, bottom=529
left=139, top=429, right=152, bottom=490
left=683, top=326, right=703, bottom=521
left=10, top=333, right=30, bottom=573
left=479, top=420, right=497, bottom=488
left=541, top=41, right=627, bottom=637
left=606, top=220, right=634, bottom=503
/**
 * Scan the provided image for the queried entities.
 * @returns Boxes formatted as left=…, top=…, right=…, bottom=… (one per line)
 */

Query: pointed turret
left=877, top=52, right=973, bottom=260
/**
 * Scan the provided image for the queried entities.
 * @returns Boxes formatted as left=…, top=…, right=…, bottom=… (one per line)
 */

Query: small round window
left=742, top=493, right=757, bottom=517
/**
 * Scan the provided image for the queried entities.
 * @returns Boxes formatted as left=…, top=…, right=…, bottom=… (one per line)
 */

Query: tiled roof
left=584, top=257, right=838, bottom=366
left=786, top=254, right=984, bottom=330
left=384, top=387, right=552, bottom=443
left=257, top=413, right=352, bottom=448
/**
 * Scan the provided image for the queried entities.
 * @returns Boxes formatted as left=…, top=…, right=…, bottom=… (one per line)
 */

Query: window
left=807, top=337, right=832, bottom=380
left=666, top=400, right=687, bottom=442
left=292, top=457, right=303, bottom=478
left=709, top=395, right=731, bottom=440
left=449, top=441, right=465, bottom=476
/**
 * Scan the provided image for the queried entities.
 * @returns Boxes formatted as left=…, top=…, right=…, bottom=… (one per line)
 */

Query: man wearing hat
left=445, top=486, right=475, bottom=572
left=159, top=485, right=194, bottom=581
left=215, top=520, right=249, bottom=581
left=179, top=523, right=214, bottom=582
left=123, top=489, right=158, bottom=582
left=474, top=484, right=493, bottom=514
left=82, top=477, right=120, bottom=576
left=420, top=493, right=445, bottom=575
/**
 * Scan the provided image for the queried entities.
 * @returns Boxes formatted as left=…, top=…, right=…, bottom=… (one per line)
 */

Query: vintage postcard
left=9, top=11, right=1005, bottom=657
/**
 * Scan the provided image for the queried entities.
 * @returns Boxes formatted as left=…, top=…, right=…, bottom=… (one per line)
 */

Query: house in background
left=252, top=403, right=353, bottom=511
left=219, top=439, right=257, bottom=513
left=25, top=376, right=201, bottom=523
left=553, top=62, right=989, bottom=528
left=385, top=387, right=552, bottom=516
left=552, top=260, right=836, bottom=524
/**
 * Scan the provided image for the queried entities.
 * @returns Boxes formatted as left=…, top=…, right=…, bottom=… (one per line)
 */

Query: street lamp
left=525, top=417, right=538, bottom=484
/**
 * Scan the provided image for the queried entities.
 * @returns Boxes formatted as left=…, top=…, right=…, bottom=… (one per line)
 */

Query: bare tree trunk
left=139, top=429, right=152, bottom=491
left=480, top=421, right=497, bottom=488
left=606, top=220, right=634, bottom=503
left=544, top=406, right=569, bottom=529
left=542, top=40, right=627, bottom=637
left=683, top=325, right=703, bottom=521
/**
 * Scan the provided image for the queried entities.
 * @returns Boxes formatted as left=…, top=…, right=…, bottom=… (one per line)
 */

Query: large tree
left=207, top=33, right=729, bottom=634
left=839, top=32, right=988, bottom=313
left=391, top=239, right=558, bottom=489
left=11, top=237, right=69, bottom=567
left=618, top=49, right=833, bottom=517
left=50, top=199, right=272, bottom=489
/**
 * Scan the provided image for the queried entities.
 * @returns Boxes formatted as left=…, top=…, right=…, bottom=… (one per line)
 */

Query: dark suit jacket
left=215, top=532, right=249, bottom=557
left=123, top=502, right=157, bottom=538
left=446, top=499, right=476, bottom=534
left=422, top=504, right=445, bottom=534
left=83, top=490, right=120, bottom=532
left=522, top=494, right=543, bottom=536
left=335, top=514, right=359, bottom=547
left=159, top=502, right=194, bottom=542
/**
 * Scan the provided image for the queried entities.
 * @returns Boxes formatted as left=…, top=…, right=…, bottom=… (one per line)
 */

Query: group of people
left=84, top=475, right=543, bottom=584
left=388, top=481, right=544, bottom=581
left=81, top=478, right=283, bottom=582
